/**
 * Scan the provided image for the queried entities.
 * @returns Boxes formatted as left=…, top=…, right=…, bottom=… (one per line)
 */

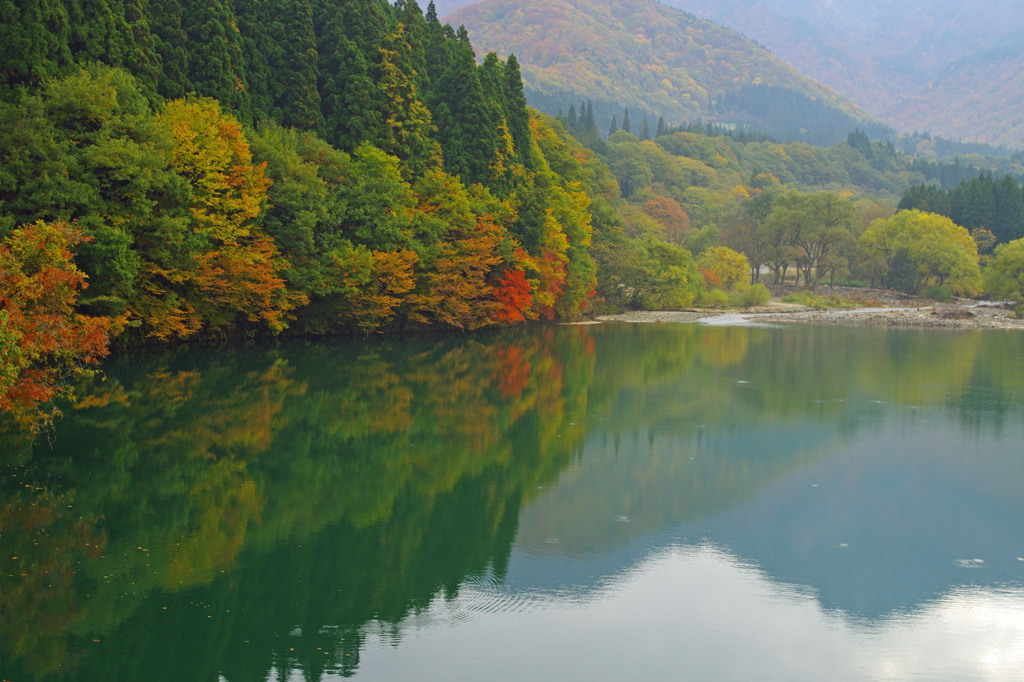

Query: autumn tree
left=373, top=24, right=442, bottom=177
left=698, top=246, right=750, bottom=292
left=410, top=217, right=505, bottom=330
left=984, top=238, right=1024, bottom=316
left=138, top=97, right=303, bottom=338
left=860, top=210, right=981, bottom=295
left=642, top=196, right=691, bottom=242
left=763, top=191, right=856, bottom=288
left=0, top=221, right=115, bottom=427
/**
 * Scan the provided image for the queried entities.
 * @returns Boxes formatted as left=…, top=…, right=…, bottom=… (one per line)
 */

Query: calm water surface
left=2, top=322, right=1023, bottom=681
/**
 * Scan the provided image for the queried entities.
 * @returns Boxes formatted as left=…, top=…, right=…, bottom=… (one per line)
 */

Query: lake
left=2, top=321, right=1023, bottom=681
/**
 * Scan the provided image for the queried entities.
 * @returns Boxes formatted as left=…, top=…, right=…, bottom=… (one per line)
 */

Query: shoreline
left=594, top=300, right=1024, bottom=330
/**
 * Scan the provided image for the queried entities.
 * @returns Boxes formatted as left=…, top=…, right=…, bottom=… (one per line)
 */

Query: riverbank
left=595, top=291, right=1024, bottom=330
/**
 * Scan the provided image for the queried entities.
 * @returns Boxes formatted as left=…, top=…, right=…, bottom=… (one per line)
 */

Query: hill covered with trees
left=1, top=0, right=620, bottom=422
left=448, top=0, right=884, bottom=145
left=674, top=0, right=1024, bottom=149
left=4, top=0, right=1024, bottom=428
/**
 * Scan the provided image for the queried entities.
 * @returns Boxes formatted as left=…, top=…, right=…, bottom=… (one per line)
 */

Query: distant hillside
left=448, top=0, right=884, bottom=145
left=673, top=0, right=1024, bottom=149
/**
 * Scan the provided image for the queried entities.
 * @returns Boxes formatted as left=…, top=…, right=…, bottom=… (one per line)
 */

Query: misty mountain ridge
left=448, top=0, right=887, bottom=146
left=668, top=0, right=1024, bottom=148
left=436, top=0, right=1022, bottom=150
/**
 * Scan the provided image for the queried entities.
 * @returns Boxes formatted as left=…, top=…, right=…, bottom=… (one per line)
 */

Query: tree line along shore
left=3, top=0, right=1024, bottom=429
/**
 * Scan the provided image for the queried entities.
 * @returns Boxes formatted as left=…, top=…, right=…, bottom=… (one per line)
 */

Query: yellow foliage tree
left=698, top=246, right=751, bottom=292
left=860, top=210, right=981, bottom=296
left=136, top=98, right=304, bottom=339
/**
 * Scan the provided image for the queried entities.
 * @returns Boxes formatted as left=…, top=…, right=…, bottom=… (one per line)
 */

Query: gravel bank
left=595, top=298, right=1024, bottom=330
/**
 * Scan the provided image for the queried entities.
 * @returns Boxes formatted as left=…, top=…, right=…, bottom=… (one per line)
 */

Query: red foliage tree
left=0, top=221, right=116, bottom=427
left=492, top=269, right=532, bottom=324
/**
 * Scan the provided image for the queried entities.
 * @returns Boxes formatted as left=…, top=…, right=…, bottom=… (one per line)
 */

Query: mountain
left=669, top=0, right=1024, bottom=149
left=446, top=0, right=884, bottom=145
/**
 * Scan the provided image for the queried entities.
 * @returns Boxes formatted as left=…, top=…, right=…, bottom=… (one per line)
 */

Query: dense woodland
left=3, top=0, right=1024, bottom=428
left=1, top=0, right=609, bottom=423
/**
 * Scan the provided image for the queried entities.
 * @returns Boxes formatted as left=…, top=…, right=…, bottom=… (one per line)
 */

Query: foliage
left=860, top=210, right=981, bottom=296
left=0, top=0, right=863, bottom=369
left=448, top=0, right=870, bottom=135
left=642, top=195, right=691, bottom=242
left=627, top=238, right=705, bottom=310
left=731, top=282, right=770, bottom=308
left=921, top=285, right=953, bottom=302
left=984, top=239, right=1024, bottom=316
left=697, top=246, right=750, bottom=292
left=900, top=174, right=1024, bottom=245
left=0, top=221, right=115, bottom=427
left=139, top=97, right=304, bottom=339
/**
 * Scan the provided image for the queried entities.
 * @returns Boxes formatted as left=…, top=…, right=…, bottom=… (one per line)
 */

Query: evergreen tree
left=118, top=0, right=161, bottom=94
left=181, top=0, right=252, bottom=121
left=265, top=0, right=324, bottom=132
left=656, top=116, right=666, bottom=138
left=150, top=0, right=191, bottom=99
left=235, top=0, right=275, bottom=121
left=609, top=115, right=617, bottom=135
left=638, top=117, right=650, bottom=141
left=621, top=107, right=631, bottom=134
left=317, top=0, right=387, bottom=150
left=434, top=35, right=496, bottom=185
left=566, top=103, right=578, bottom=132
left=374, top=24, right=441, bottom=176
left=423, top=1, right=451, bottom=89
left=0, top=0, right=71, bottom=92
left=994, top=175, right=1024, bottom=242
left=503, top=54, right=533, bottom=167
left=395, top=0, right=430, bottom=95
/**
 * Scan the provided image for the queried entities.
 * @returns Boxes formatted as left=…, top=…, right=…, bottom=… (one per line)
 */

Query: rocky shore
left=594, top=289, right=1024, bottom=330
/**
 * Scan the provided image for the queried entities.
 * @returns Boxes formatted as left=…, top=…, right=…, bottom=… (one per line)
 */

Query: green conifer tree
left=317, top=0, right=387, bottom=150
left=0, top=0, right=71, bottom=91
left=503, top=54, right=533, bottom=167
left=423, top=2, right=452, bottom=92
left=639, top=116, right=650, bottom=141
left=395, top=0, right=430, bottom=94
left=242, top=0, right=324, bottom=133
left=566, top=103, right=578, bottom=131
left=434, top=34, right=496, bottom=185
left=180, top=0, right=252, bottom=121
left=150, top=0, right=191, bottom=99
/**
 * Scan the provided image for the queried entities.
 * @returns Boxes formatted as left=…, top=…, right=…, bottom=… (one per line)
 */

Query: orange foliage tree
left=411, top=217, right=506, bottom=330
left=0, top=221, right=115, bottom=427
left=642, top=195, right=692, bottom=242
left=334, top=248, right=418, bottom=332
left=135, top=97, right=304, bottom=339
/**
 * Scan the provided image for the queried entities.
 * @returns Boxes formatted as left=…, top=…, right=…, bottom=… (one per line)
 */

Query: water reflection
left=353, top=546, right=1024, bottom=682
left=1, top=323, right=1023, bottom=680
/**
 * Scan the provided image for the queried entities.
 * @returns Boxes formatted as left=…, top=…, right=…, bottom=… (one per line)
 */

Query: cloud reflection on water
left=352, top=544, right=1024, bottom=682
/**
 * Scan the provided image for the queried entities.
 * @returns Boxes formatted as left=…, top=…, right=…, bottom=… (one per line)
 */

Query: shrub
left=703, top=288, right=730, bottom=308
left=923, top=285, right=953, bottom=302
left=740, top=283, right=770, bottom=307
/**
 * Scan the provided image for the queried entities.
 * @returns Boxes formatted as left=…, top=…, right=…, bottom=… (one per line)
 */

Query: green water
left=2, top=322, right=1023, bottom=681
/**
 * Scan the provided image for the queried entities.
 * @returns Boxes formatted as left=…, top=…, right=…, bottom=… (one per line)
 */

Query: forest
left=2, top=0, right=614, bottom=424
left=3, top=0, right=1024, bottom=428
